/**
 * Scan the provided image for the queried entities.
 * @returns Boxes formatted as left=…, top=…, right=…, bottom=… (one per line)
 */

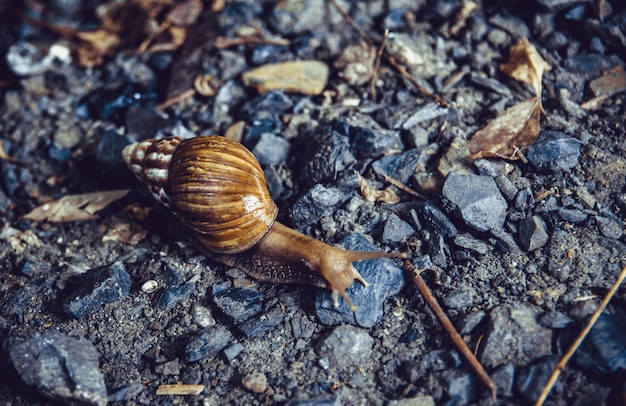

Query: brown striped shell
left=122, top=136, right=278, bottom=254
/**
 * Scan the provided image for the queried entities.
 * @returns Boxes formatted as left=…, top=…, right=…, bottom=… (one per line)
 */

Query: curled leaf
left=500, top=38, right=551, bottom=98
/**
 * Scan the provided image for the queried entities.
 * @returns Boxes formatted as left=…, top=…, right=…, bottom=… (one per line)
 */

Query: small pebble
left=381, top=213, right=415, bottom=244
left=527, top=130, right=581, bottom=172
left=242, top=60, right=329, bottom=95
left=595, top=216, right=623, bottom=239
left=518, top=215, right=549, bottom=251
left=242, top=371, right=268, bottom=393
left=319, top=325, right=373, bottom=369
left=184, top=326, right=233, bottom=363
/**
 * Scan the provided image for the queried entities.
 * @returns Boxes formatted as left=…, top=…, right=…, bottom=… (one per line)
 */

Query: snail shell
left=122, top=136, right=278, bottom=254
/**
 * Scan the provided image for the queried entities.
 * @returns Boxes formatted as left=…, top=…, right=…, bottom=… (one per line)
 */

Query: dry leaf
left=500, top=38, right=551, bottom=97
left=102, top=222, right=148, bottom=245
left=23, top=190, right=130, bottom=223
left=468, top=97, right=541, bottom=160
left=355, top=172, right=400, bottom=204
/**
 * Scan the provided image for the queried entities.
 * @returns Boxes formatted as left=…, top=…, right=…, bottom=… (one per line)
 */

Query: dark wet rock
left=381, top=213, right=415, bottom=244
left=318, top=325, right=373, bottom=369
left=212, top=286, right=263, bottom=324
left=156, top=281, right=195, bottom=309
left=490, top=362, right=515, bottom=398
left=453, top=233, right=490, bottom=255
left=96, top=129, right=134, bottom=178
left=575, top=313, right=626, bottom=377
left=184, top=325, right=233, bottom=362
left=350, top=126, right=403, bottom=159
left=244, top=111, right=284, bottom=145
left=514, top=187, right=535, bottom=211
left=516, top=356, right=561, bottom=403
left=442, top=173, right=508, bottom=232
left=125, top=105, right=169, bottom=139
left=419, top=200, right=458, bottom=240
left=443, top=288, right=475, bottom=309
left=527, top=131, right=581, bottom=172
left=85, top=81, right=157, bottom=121
left=480, top=304, right=552, bottom=368
left=518, top=215, right=549, bottom=251
left=238, top=305, right=285, bottom=338
left=596, top=215, right=623, bottom=240
left=422, top=230, right=448, bottom=267
left=289, top=184, right=348, bottom=228
left=4, top=330, right=107, bottom=406
left=538, top=310, right=574, bottom=329
left=62, top=261, right=131, bottom=319
left=372, top=149, right=422, bottom=184
left=536, top=0, right=592, bottom=11
left=251, top=132, right=290, bottom=166
left=300, top=127, right=355, bottom=186
left=251, top=44, right=291, bottom=65
left=316, top=234, right=405, bottom=328
left=558, top=207, right=588, bottom=223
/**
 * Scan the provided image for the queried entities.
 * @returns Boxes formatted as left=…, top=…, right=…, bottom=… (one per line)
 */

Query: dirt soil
left=1, top=0, right=625, bottom=405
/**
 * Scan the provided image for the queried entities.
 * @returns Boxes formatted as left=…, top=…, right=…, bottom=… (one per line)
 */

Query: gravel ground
left=1, top=0, right=625, bottom=405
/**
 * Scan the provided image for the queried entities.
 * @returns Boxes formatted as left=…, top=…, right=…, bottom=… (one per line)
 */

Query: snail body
left=123, top=135, right=399, bottom=311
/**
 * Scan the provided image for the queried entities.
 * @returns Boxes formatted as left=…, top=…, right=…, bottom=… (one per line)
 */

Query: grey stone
left=575, top=313, right=626, bottom=377
left=4, top=330, right=107, bottom=406
left=558, top=207, right=588, bottom=223
left=351, top=126, right=402, bottom=159
left=490, top=363, right=515, bottom=398
left=289, top=184, right=348, bottom=228
left=184, top=325, right=233, bottom=362
left=238, top=305, right=285, bottom=338
left=596, top=216, right=623, bottom=239
left=494, top=175, right=518, bottom=200
left=518, top=215, right=549, bottom=251
left=443, top=288, right=475, bottom=309
left=480, top=304, right=552, bottom=368
left=62, top=261, right=131, bottom=319
left=300, top=127, right=355, bottom=186
left=527, top=130, right=581, bottom=172
left=251, top=132, right=290, bottom=166
left=419, top=200, right=458, bottom=239
left=212, top=287, right=263, bottom=323
left=459, top=311, right=486, bottom=335
left=318, top=325, right=374, bottom=369
left=538, top=310, right=574, bottom=329
left=442, top=371, right=476, bottom=405
left=372, top=149, right=422, bottom=184
left=381, top=213, right=415, bottom=244
left=453, top=234, right=491, bottom=255
left=442, top=173, right=507, bottom=232
left=316, top=234, right=405, bottom=328
left=156, top=282, right=195, bottom=309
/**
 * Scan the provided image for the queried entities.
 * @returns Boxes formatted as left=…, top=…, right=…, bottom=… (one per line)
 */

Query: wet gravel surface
left=1, top=0, right=626, bottom=405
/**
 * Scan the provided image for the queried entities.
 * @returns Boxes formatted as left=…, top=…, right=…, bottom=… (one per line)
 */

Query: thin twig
left=383, top=175, right=428, bottom=201
left=328, top=0, right=372, bottom=46
left=535, top=265, right=626, bottom=405
left=369, top=29, right=388, bottom=99
left=403, top=260, right=497, bottom=399
left=156, top=88, right=196, bottom=111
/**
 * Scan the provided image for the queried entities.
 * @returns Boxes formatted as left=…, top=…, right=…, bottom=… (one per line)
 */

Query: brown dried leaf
left=468, top=97, right=541, bottom=160
left=500, top=38, right=551, bottom=97
left=102, top=222, right=148, bottom=245
left=23, top=190, right=130, bottom=223
left=356, top=172, right=400, bottom=204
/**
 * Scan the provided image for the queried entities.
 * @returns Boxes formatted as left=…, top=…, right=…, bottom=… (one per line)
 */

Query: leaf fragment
left=356, top=172, right=400, bottom=204
left=500, top=38, right=551, bottom=97
left=23, top=190, right=130, bottom=223
left=468, top=97, right=542, bottom=160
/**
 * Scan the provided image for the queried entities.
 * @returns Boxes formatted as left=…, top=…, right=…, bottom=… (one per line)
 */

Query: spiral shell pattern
left=123, top=136, right=278, bottom=254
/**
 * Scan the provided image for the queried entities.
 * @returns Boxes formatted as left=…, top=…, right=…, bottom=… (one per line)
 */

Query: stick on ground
left=403, top=260, right=497, bottom=399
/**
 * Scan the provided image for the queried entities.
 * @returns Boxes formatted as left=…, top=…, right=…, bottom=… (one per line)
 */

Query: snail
left=122, top=135, right=402, bottom=311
